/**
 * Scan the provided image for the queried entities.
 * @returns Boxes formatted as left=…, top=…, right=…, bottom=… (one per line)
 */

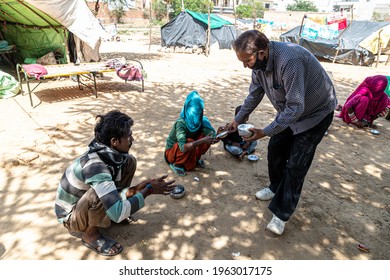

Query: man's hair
left=232, top=30, right=270, bottom=54
left=94, top=110, right=133, bottom=146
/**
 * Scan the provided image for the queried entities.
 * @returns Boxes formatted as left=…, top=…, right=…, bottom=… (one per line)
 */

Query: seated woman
left=337, top=75, right=389, bottom=128
left=217, top=105, right=257, bottom=161
left=164, top=91, right=219, bottom=176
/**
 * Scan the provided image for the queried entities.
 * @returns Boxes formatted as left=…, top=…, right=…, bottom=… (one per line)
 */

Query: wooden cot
left=16, top=60, right=144, bottom=107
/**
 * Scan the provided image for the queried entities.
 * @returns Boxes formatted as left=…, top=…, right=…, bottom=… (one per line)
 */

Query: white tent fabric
left=359, top=24, right=390, bottom=54
left=29, top=0, right=109, bottom=48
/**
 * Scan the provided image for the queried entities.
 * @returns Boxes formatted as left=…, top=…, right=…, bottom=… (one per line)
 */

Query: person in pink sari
left=338, top=75, right=390, bottom=128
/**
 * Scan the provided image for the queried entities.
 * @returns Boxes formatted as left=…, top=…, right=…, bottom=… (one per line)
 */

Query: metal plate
left=370, top=129, right=380, bottom=135
left=216, top=131, right=228, bottom=139
left=247, top=154, right=259, bottom=161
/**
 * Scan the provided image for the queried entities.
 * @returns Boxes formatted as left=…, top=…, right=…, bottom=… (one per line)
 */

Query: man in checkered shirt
left=228, top=30, right=337, bottom=235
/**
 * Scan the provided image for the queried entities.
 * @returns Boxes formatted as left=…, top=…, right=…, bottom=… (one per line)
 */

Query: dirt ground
left=0, top=30, right=389, bottom=260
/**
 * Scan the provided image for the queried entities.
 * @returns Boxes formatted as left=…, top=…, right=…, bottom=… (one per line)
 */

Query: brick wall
left=87, top=2, right=149, bottom=26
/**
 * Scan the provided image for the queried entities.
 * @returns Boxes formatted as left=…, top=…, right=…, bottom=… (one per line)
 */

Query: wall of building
left=86, top=2, right=149, bottom=26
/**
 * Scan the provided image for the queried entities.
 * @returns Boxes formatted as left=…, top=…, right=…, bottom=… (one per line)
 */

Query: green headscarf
left=180, top=91, right=214, bottom=133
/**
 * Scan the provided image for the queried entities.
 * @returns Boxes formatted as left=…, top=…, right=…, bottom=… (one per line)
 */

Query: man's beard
left=251, top=56, right=267, bottom=71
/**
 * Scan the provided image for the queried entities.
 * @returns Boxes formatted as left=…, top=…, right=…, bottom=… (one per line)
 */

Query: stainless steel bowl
left=170, top=185, right=185, bottom=199
left=238, top=124, right=254, bottom=137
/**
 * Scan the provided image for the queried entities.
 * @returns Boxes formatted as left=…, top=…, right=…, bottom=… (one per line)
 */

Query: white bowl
left=237, top=124, right=254, bottom=137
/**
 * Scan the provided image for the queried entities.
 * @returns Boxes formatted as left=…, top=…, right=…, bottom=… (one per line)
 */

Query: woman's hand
left=201, top=135, right=219, bottom=145
left=353, top=121, right=365, bottom=128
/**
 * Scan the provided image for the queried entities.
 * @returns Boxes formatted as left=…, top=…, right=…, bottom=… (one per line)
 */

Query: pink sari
left=338, top=75, right=389, bottom=124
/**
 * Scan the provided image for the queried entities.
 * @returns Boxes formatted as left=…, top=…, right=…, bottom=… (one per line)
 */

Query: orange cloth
left=165, top=137, right=210, bottom=171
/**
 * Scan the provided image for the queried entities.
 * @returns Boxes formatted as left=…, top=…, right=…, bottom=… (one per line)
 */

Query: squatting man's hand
left=148, top=175, right=176, bottom=195
left=126, top=175, right=176, bottom=197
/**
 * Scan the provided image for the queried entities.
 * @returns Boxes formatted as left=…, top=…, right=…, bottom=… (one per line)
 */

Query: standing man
left=55, top=110, right=175, bottom=256
left=228, top=30, right=337, bottom=235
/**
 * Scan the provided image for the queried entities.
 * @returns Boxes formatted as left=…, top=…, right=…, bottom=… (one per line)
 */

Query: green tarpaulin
left=0, top=0, right=67, bottom=64
left=186, top=9, right=233, bottom=29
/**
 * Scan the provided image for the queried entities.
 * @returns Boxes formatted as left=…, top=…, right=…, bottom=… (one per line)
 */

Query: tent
left=0, top=0, right=107, bottom=65
left=161, top=10, right=240, bottom=49
left=280, top=21, right=390, bottom=66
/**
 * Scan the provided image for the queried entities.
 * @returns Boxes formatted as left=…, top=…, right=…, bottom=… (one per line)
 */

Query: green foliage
left=111, top=6, right=126, bottom=23
left=286, top=0, right=318, bottom=12
left=236, top=2, right=264, bottom=19
left=152, top=0, right=168, bottom=21
left=235, top=4, right=253, bottom=18
left=170, top=0, right=214, bottom=16
left=372, top=12, right=386, bottom=22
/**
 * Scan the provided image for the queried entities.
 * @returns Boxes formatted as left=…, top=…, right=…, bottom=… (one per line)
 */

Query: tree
left=236, top=1, right=264, bottom=19
left=111, top=5, right=126, bottom=23
left=286, top=0, right=318, bottom=12
left=152, top=0, right=168, bottom=21
left=372, top=11, right=389, bottom=22
left=170, top=0, right=213, bottom=16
